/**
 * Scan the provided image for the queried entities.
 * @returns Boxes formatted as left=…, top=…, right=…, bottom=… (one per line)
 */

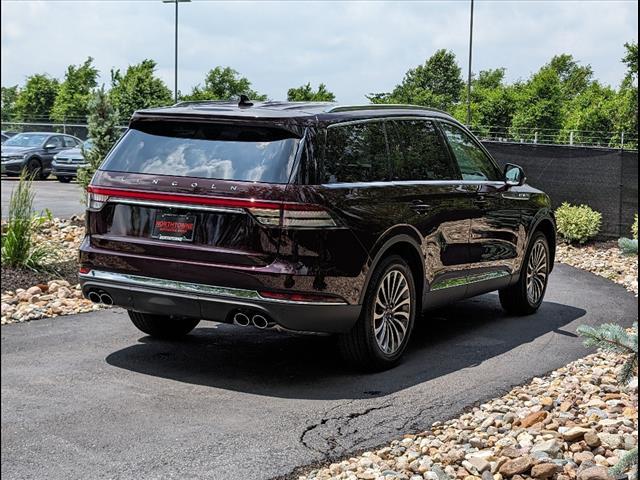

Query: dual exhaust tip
left=233, top=312, right=273, bottom=329
left=87, top=290, right=113, bottom=306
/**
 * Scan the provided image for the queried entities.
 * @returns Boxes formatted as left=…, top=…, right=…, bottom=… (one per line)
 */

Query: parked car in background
left=0, top=132, right=81, bottom=179
left=52, top=138, right=93, bottom=183
left=80, top=100, right=556, bottom=371
left=1, top=131, right=18, bottom=143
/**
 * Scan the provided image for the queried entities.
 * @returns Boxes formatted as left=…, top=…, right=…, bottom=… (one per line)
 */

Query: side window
left=63, top=136, right=77, bottom=147
left=440, top=123, right=501, bottom=181
left=388, top=119, right=458, bottom=181
left=324, top=122, right=389, bottom=183
left=47, top=136, right=64, bottom=148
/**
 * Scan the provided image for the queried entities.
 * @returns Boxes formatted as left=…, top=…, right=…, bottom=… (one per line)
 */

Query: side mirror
left=504, top=163, right=526, bottom=187
left=44, top=143, right=57, bottom=150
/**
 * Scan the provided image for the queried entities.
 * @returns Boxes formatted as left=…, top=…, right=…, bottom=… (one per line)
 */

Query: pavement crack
left=299, top=402, right=393, bottom=457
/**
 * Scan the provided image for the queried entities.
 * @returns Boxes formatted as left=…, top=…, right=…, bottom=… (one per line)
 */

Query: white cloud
left=1, top=0, right=637, bottom=102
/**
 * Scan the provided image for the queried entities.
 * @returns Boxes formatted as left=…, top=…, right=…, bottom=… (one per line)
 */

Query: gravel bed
left=1, top=216, right=105, bottom=325
left=556, top=242, right=638, bottom=295
left=1, top=280, right=106, bottom=324
left=298, top=352, right=638, bottom=480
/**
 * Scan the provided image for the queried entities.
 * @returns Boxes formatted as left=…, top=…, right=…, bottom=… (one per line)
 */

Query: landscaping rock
left=531, top=463, right=558, bottom=479
left=499, top=457, right=535, bottom=477
left=299, top=352, right=638, bottom=480
left=576, top=466, right=612, bottom=480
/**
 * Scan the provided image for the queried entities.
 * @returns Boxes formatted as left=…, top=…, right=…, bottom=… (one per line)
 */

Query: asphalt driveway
left=1, top=264, right=637, bottom=480
left=1, top=178, right=85, bottom=219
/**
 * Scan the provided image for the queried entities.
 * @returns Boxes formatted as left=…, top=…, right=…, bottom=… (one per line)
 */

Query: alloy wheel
left=373, top=269, right=412, bottom=355
left=526, top=239, right=548, bottom=304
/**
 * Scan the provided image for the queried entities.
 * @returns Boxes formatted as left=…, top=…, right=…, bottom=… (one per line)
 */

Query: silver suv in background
left=52, top=138, right=93, bottom=183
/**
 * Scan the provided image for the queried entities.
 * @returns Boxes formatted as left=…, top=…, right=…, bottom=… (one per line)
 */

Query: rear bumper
left=79, top=269, right=361, bottom=334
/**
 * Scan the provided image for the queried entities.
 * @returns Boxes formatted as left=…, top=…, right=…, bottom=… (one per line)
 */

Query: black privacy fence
left=484, top=141, right=638, bottom=239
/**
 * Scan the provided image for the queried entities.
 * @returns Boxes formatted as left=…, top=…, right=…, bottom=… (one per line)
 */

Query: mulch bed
left=1, top=259, right=79, bottom=294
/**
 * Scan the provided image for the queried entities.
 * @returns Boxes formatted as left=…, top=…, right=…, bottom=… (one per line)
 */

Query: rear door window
left=440, top=122, right=501, bottom=181
left=63, top=136, right=78, bottom=147
left=100, top=122, right=300, bottom=184
left=323, top=121, right=389, bottom=183
left=47, top=136, right=64, bottom=149
left=388, top=119, right=458, bottom=181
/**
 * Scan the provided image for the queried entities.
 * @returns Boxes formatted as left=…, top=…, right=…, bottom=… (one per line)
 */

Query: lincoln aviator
left=79, top=100, right=556, bottom=370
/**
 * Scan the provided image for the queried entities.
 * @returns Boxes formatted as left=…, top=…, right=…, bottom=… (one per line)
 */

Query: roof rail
left=172, top=99, right=237, bottom=107
left=326, top=104, right=450, bottom=115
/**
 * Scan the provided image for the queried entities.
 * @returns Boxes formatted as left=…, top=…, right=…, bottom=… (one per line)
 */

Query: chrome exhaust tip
left=87, top=291, right=102, bottom=303
left=252, top=314, right=269, bottom=329
left=233, top=312, right=251, bottom=327
left=99, top=293, right=113, bottom=306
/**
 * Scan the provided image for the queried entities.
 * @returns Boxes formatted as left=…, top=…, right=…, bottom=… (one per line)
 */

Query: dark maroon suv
left=79, top=100, right=556, bottom=370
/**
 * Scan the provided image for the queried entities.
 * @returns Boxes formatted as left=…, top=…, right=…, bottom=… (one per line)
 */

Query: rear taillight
left=87, top=187, right=109, bottom=210
left=85, top=186, right=336, bottom=228
left=282, top=207, right=336, bottom=228
left=247, top=204, right=336, bottom=228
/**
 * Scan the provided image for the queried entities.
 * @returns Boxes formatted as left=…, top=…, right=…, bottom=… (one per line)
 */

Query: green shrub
left=555, top=202, right=602, bottom=244
left=632, top=214, right=638, bottom=240
left=619, top=237, right=638, bottom=255
left=1, top=172, right=55, bottom=271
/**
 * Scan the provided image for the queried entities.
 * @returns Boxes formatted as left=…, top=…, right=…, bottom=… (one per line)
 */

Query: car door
left=42, top=135, right=65, bottom=169
left=384, top=118, right=477, bottom=304
left=438, top=120, right=523, bottom=295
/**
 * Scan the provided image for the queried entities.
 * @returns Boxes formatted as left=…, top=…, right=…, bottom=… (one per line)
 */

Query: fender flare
left=358, top=227, right=425, bottom=305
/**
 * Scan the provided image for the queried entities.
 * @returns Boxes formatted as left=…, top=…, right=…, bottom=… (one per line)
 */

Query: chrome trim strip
left=322, top=180, right=504, bottom=188
left=79, top=270, right=348, bottom=306
left=430, top=270, right=510, bottom=291
left=108, top=197, right=245, bottom=214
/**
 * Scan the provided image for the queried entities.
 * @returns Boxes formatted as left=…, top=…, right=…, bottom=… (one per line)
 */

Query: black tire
left=25, top=157, right=46, bottom=180
left=338, top=255, right=417, bottom=371
left=57, top=176, right=72, bottom=183
left=127, top=310, right=200, bottom=339
left=499, top=232, right=550, bottom=315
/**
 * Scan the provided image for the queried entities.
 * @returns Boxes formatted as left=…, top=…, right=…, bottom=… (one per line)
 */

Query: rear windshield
left=100, top=122, right=300, bottom=183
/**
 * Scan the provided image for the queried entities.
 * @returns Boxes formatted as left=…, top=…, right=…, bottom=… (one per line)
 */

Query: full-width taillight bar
left=86, top=186, right=336, bottom=228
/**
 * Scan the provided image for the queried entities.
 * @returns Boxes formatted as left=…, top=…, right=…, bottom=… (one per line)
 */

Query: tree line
left=0, top=58, right=335, bottom=125
left=1, top=41, right=637, bottom=147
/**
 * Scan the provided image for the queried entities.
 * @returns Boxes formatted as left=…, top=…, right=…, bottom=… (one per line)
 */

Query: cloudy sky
left=1, top=0, right=638, bottom=103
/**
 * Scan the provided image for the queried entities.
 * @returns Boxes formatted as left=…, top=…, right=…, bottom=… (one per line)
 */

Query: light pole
left=163, top=0, right=190, bottom=103
left=466, top=0, right=474, bottom=127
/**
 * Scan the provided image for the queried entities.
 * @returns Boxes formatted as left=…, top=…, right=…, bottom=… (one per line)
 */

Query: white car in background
left=51, top=138, right=93, bottom=183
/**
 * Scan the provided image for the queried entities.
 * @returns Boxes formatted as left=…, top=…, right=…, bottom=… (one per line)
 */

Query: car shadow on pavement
left=105, top=293, right=586, bottom=400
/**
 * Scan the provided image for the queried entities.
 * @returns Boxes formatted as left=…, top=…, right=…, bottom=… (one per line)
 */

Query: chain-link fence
left=1, top=121, right=127, bottom=140
left=469, top=125, right=638, bottom=151
left=2, top=120, right=637, bottom=150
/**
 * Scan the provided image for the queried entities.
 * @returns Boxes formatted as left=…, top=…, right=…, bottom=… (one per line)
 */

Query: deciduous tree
left=1, top=85, right=20, bottom=122
left=109, top=59, right=173, bottom=119
left=367, top=49, right=464, bottom=111
left=287, top=82, right=335, bottom=102
left=51, top=57, right=99, bottom=123
left=182, top=67, right=267, bottom=102
left=14, top=74, right=59, bottom=122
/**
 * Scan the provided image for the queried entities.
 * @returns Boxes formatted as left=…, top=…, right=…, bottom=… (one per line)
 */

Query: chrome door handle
left=409, top=200, right=432, bottom=212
